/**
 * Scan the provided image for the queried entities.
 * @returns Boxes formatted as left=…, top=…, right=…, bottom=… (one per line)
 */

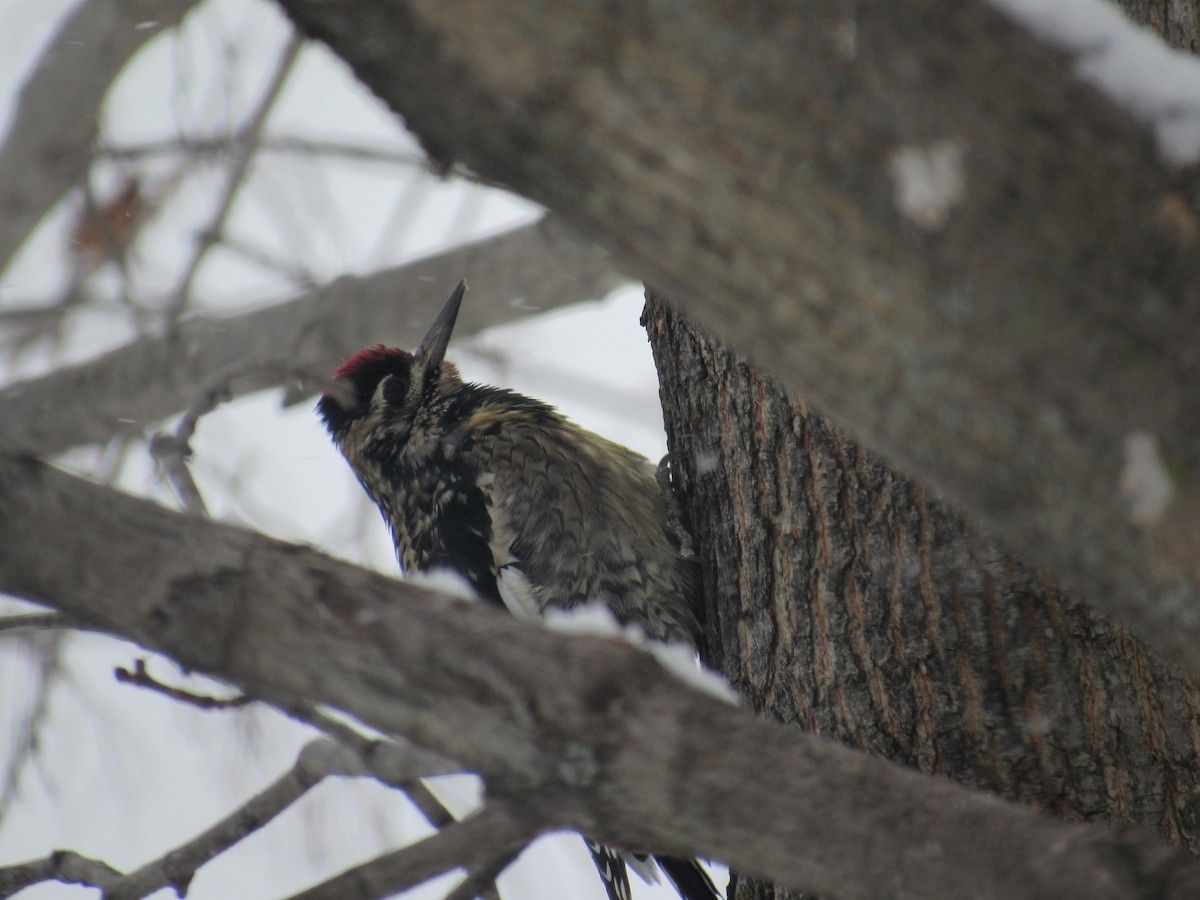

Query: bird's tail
left=587, top=840, right=633, bottom=900
left=656, top=854, right=723, bottom=900
left=586, top=840, right=723, bottom=899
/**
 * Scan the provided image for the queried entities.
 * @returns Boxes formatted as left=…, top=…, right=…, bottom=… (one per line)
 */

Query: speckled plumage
left=319, top=354, right=701, bottom=645
left=316, top=282, right=718, bottom=900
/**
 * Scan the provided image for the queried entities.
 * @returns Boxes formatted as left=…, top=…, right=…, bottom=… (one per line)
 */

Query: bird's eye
left=382, top=372, right=410, bottom=408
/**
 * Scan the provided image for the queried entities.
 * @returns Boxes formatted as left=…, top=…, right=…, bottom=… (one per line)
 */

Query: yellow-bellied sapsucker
left=317, top=281, right=720, bottom=900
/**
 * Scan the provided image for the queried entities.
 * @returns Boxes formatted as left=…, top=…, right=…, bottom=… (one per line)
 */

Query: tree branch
left=0, top=738, right=435, bottom=900
left=0, top=613, right=70, bottom=636
left=98, top=134, right=437, bottom=172
left=113, top=657, right=252, bottom=710
left=0, top=633, right=63, bottom=826
left=166, top=32, right=305, bottom=321
left=285, top=803, right=535, bottom=900
left=103, top=739, right=341, bottom=900
left=274, top=0, right=1200, bottom=680
left=148, top=359, right=353, bottom=515
left=278, top=699, right=463, bottom=831
left=3, top=454, right=1200, bottom=899
left=0, top=850, right=123, bottom=897
left=0, top=216, right=623, bottom=457
left=440, top=849, right=516, bottom=900
left=0, top=0, right=199, bottom=278
left=277, top=700, right=463, bottom=792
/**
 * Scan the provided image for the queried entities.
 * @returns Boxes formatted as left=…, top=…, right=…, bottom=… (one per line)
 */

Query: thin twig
left=281, top=701, right=461, bottom=786
left=148, top=431, right=208, bottom=516
left=0, top=613, right=71, bottom=636
left=94, top=432, right=136, bottom=485
left=102, top=739, right=341, bottom=900
left=281, top=700, right=461, bottom=827
left=219, top=232, right=319, bottom=288
left=441, top=847, right=520, bottom=900
left=99, top=135, right=427, bottom=169
left=0, top=634, right=64, bottom=825
left=0, top=290, right=148, bottom=327
left=150, top=358, right=354, bottom=515
left=113, top=658, right=252, bottom=711
left=95, top=134, right=497, bottom=189
left=184, top=360, right=353, bottom=450
left=284, top=803, right=537, bottom=900
left=165, top=32, right=305, bottom=322
left=0, top=849, right=124, bottom=897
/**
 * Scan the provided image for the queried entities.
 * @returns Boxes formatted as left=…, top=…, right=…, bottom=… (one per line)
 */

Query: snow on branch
left=990, top=0, right=1200, bottom=163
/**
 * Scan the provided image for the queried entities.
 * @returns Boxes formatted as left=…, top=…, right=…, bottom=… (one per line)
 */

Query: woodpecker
left=317, top=280, right=721, bottom=900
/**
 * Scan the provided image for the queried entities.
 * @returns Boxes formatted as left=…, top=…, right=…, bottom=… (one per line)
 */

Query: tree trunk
left=1120, top=0, right=1200, bottom=52
left=645, top=293, right=1200, bottom=899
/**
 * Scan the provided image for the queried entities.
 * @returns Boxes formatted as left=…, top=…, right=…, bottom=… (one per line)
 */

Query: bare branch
left=285, top=804, right=535, bottom=900
left=103, top=739, right=339, bottom=900
left=0, top=613, right=70, bottom=636
left=148, top=358, right=353, bottom=514
left=113, top=658, right=252, bottom=710
left=0, top=849, right=123, bottom=897
left=218, top=232, right=319, bottom=288
left=4, top=454, right=1200, bottom=899
left=0, top=634, right=63, bottom=825
left=441, top=848, right=519, bottom=900
left=0, top=0, right=199, bottom=278
left=99, top=134, right=449, bottom=175
left=148, top=432, right=209, bottom=516
left=167, top=32, right=306, bottom=321
left=112, top=647, right=467, bottom=837
left=0, top=217, right=623, bottom=457
left=110, top=643, right=469, bottom=852
left=280, top=700, right=460, bottom=828
left=176, top=359, right=353, bottom=448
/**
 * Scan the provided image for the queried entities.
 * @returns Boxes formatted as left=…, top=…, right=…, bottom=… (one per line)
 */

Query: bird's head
left=317, top=280, right=467, bottom=467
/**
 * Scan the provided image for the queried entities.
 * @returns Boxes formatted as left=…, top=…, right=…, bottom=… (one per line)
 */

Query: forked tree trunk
left=645, top=293, right=1200, bottom=899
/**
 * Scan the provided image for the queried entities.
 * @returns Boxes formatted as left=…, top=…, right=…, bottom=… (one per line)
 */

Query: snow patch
left=695, top=448, right=720, bottom=476
left=647, top=639, right=740, bottom=705
left=545, top=602, right=627, bottom=637
left=406, top=567, right=479, bottom=602
left=1120, top=430, right=1174, bottom=525
left=988, top=0, right=1200, bottom=165
left=887, top=140, right=967, bottom=231
left=546, top=605, right=739, bottom=704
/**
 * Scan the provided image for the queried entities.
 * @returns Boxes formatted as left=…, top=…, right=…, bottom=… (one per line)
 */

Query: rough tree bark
left=1121, top=0, right=1200, bottom=50
left=646, top=292, right=1200, bottom=899
left=643, top=7, right=1200, bottom=894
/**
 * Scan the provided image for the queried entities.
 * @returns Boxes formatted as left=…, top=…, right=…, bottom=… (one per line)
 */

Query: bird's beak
left=415, top=279, right=467, bottom=369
